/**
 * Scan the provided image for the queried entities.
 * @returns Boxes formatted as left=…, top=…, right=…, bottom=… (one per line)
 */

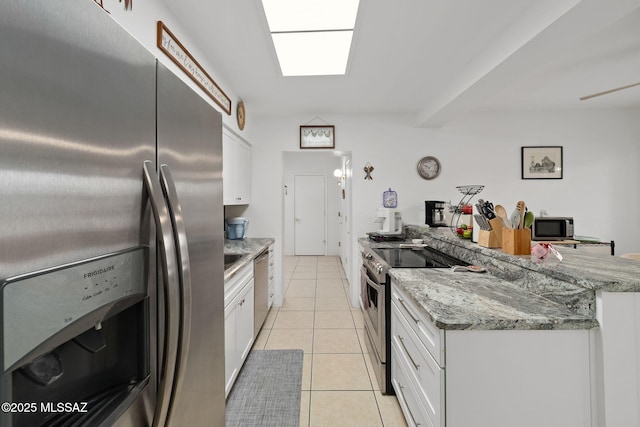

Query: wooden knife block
left=478, top=218, right=503, bottom=248
left=502, top=228, right=532, bottom=255
left=478, top=230, right=500, bottom=248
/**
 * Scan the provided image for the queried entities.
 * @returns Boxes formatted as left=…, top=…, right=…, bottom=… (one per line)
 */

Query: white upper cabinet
left=223, top=128, right=252, bottom=205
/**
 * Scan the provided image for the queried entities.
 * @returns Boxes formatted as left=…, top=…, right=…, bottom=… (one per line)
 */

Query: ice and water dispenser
left=0, top=247, right=149, bottom=426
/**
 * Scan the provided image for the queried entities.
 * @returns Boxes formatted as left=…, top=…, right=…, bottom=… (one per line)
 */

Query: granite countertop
left=389, top=268, right=597, bottom=330
left=416, top=231, right=640, bottom=293
left=224, top=238, right=274, bottom=281
left=360, top=237, right=600, bottom=330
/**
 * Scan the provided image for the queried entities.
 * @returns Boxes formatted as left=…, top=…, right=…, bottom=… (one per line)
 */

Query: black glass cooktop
left=372, top=247, right=466, bottom=268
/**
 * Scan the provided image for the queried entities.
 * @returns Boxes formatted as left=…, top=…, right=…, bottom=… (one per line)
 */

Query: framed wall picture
left=300, top=125, right=335, bottom=149
left=521, top=146, right=563, bottom=179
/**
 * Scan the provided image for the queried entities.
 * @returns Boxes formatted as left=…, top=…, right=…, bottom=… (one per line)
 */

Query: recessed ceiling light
left=262, top=0, right=360, bottom=76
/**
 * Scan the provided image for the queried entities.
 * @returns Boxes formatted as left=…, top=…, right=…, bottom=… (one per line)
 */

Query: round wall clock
left=417, top=156, right=441, bottom=180
left=236, top=100, right=246, bottom=130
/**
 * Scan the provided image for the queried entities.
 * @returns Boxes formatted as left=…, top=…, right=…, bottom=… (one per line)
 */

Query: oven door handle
left=143, top=160, right=180, bottom=427
left=363, top=273, right=384, bottom=293
left=159, top=164, right=192, bottom=426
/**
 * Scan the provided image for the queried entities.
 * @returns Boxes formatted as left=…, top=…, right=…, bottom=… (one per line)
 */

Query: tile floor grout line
left=278, top=256, right=405, bottom=426
left=306, top=274, right=317, bottom=427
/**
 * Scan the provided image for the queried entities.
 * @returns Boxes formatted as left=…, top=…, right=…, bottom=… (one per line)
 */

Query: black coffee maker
left=425, top=201, right=447, bottom=227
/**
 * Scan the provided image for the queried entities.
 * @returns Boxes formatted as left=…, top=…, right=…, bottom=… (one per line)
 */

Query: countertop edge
left=360, top=238, right=598, bottom=331
left=224, top=238, right=275, bottom=281
left=389, top=268, right=597, bottom=331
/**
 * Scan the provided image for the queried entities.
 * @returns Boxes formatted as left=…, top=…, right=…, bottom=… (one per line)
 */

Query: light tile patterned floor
left=252, top=256, right=408, bottom=427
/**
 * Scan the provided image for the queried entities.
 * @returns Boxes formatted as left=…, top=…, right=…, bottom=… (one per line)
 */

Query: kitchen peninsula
left=360, top=225, right=640, bottom=427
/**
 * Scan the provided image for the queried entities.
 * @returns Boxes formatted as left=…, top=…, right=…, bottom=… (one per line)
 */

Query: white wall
left=106, top=0, right=247, bottom=134
left=246, top=109, right=640, bottom=306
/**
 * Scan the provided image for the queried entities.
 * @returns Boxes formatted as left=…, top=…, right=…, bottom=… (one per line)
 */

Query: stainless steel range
left=360, top=245, right=465, bottom=394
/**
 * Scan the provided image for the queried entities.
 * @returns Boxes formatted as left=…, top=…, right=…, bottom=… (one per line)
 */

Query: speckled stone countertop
left=403, top=228, right=640, bottom=317
left=360, top=237, right=601, bottom=330
left=389, top=268, right=597, bottom=330
left=224, top=238, right=274, bottom=281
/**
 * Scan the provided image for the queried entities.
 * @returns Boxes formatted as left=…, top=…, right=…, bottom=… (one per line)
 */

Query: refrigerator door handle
left=142, top=160, right=180, bottom=427
left=159, top=164, right=192, bottom=426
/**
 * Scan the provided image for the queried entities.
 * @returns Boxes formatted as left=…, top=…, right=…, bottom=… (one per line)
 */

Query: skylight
left=261, top=0, right=360, bottom=76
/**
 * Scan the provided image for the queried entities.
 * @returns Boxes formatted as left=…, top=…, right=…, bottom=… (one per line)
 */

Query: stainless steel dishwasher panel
left=254, top=249, right=269, bottom=337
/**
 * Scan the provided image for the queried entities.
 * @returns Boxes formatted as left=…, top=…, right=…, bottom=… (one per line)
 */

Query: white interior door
left=294, top=174, right=326, bottom=255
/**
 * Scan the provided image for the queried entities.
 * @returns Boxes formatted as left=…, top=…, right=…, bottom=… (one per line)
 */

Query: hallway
left=252, top=255, right=407, bottom=427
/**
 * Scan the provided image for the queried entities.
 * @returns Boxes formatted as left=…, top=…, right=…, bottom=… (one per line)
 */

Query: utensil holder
left=502, top=228, right=531, bottom=255
left=478, top=218, right=504, bottom=248
left=478, top=230, right=501, bottom=248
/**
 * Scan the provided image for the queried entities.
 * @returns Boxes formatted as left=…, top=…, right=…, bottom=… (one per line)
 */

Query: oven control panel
left=361, top=249, right=388, bottom=281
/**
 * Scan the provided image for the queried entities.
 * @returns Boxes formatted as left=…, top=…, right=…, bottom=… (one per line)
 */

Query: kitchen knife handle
left=159, top=164, right=192, bottom=426
left=143, top=161, right=180, bottom=427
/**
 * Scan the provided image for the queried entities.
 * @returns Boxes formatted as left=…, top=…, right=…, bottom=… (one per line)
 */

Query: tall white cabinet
left=223, top=128, right=251, bottom=205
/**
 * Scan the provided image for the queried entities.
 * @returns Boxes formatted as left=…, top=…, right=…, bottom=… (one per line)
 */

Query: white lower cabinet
left=391, top=339, right=436, bottom=427
left=391, top=289, right=443, bottom=427
left=224, top=263, right=254, bottom=397
left=391, top=280, right=592, bottom=427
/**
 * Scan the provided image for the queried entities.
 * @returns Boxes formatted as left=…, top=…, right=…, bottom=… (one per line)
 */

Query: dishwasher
left=253, top=249, right=269, bottom=337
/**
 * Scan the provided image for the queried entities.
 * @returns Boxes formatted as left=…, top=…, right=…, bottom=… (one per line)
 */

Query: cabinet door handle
left=396, top=383, right=421, bottom=426
left=397, top=298, right=420, bottom=324
left=398, top=336, right=420, bottom=370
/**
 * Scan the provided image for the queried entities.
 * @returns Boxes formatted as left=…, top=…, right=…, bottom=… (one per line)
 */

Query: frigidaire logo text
left=84, top=265, right=115, bottom=279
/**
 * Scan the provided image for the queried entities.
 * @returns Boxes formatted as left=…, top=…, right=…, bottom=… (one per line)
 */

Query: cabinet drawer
left=392, top=301, right=444, bottom=427
left=391, top=282, right=445, bottom=367
left=391, top=339, right=436, bottom=427
left=225, top=263, right=253, bottom=307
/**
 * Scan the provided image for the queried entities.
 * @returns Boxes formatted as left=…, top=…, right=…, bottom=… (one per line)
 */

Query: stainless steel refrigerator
left=0, top=1, right=225, bottom=426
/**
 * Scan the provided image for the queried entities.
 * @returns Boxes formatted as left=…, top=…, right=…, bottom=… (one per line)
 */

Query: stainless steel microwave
left=532, top=217, right=574, bottom=240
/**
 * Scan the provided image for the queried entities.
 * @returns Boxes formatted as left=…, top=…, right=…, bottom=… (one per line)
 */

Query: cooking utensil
left=516, top=201, right=526, bottom=229
left=451, top=265, right=487, bottom=273
left=477, top=199, right=495, bottom=219
left=524, top=211, right=534, bottom=229
left=494, top=204, right=511, bottom=229
left=509, top=209, right=521, bottom=229
left=473, top=214, right=491, bottom=231
left=483, top=201, right=496, bottom=219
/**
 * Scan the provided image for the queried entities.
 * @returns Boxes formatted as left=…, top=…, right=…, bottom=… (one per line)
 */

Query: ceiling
left=163, top=0, right=640, bottom=127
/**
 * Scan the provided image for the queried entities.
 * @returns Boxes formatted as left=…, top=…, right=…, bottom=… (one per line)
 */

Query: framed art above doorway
left=300, top=125, right=335, bottom=149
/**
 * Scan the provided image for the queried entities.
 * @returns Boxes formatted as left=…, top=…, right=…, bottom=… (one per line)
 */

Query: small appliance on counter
left=532, top=217, right=574, bottom=241
left=374, top=208, right=402, bottom=234
left=425, top=200, right=447, bottom=227
left=226, top=217, right=249, bottom=240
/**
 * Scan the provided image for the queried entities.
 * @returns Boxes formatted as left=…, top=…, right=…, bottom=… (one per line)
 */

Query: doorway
left=293, top=174, right=326, bottom=255
left=282, top=151, right=351, bottom=258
